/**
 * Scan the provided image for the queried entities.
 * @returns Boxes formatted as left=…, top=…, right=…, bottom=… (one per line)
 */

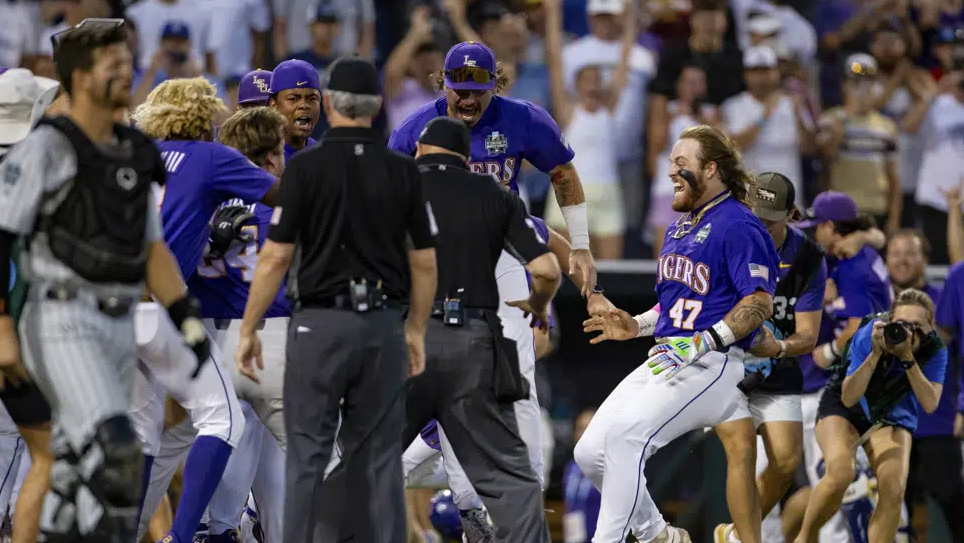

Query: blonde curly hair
left=133, top=77, right=227, bottom=140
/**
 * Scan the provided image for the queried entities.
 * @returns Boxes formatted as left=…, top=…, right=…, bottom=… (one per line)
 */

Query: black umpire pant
left=906, top=435, right=964, bottom=540
left=283, top=306, right=408, bottom=543
left=404, top=317, right=551, bottom=543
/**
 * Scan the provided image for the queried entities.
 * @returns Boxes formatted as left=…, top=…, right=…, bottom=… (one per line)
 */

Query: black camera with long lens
left=883, top=322, right=908, bottom=345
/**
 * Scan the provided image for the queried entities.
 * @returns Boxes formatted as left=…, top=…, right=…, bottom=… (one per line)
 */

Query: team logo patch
left=756, top=188, right=777, bottom=203
left=694, top=224, right=711, bottom=243
left=116, top=166, right=137, bottom=190
left=2, top=162, right=20, bottom=187
left=484, top=131, right=508, bottom=156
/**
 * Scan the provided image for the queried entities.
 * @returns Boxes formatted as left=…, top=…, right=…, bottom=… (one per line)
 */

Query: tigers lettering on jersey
left=387, top=95, right=574, bottom=194
left=656, top=254, right=710, bottom=295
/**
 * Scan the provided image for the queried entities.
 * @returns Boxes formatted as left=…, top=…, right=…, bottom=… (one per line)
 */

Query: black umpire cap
left=326, top=55, right=380, bottom=95
left=417, top=117, right=472, bottom=158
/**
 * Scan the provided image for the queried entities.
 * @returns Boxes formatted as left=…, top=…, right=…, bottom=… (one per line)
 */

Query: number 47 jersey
left=186, top=201, right=290, bottom=319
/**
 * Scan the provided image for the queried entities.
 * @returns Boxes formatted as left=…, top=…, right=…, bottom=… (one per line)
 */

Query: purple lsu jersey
left=284, top=137, right=316, bottom=162
left=187, top=201, right=290, bottom=319
left=387, top=95, right=575, bottom=193
left=655, top=193, right=779, bottom=351
left=157, top=140, right=275, bottom=280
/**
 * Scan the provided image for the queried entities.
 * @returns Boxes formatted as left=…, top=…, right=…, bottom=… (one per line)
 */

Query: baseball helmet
left=429, top=490, right=463, bottom=541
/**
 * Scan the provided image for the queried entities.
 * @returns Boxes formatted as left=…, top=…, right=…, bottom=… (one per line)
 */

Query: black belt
left=43, top=287, right=135, bottom=318
left=298, top=295, right=402, bottom=311
left=212, top=319, right=266, bottom=331
left=430, top=301, right=487, bottom=321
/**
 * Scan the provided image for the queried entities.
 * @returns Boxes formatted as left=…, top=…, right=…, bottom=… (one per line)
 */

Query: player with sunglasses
left=794, top=289, right=948, bottom=543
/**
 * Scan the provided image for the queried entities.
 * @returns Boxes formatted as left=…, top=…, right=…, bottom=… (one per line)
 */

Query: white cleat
left=654, top=524, right=692, bottom=543
left=714, top=523, right=738, bottom=543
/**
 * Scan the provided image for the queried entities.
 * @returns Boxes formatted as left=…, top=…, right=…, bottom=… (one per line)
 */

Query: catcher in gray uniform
left=0, top=19, right=210, bottom=543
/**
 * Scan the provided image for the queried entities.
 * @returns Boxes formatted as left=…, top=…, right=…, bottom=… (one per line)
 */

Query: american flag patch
left=748, top=264, right=769, bottom=280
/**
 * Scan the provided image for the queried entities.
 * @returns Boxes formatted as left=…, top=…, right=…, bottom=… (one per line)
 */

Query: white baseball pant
left=130, top=303, right=245, bottom=540
left=575, top=348, right=745, bottom=543
left=0, top=404, right=24, bottom=522
left=435, top=253, right=543, bottom=511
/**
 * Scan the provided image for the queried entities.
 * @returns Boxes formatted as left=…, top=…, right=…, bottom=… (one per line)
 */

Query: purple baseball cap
left=268, top=59, right=321, bottom=94
left=443, top=41, right=496, bottom=91
left=238, top=69, right=272, bottom=105
left=794, top=191, right=858, bottom=229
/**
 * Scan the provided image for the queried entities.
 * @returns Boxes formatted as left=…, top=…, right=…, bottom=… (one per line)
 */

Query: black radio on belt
left=348, top=279, right=384, bottom=312
left=443, top=288, right=466, bottom=326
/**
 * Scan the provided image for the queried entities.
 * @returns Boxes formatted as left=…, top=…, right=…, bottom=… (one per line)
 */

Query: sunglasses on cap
left=51, top=18, right=126, bottom=53
left=445, top=66, right=494, bottom=85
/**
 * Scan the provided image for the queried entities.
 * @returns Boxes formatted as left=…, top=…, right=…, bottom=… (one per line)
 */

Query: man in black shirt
left=236, top=57, right=438, bottom=543
left=407, top=116, right=561, bottom=543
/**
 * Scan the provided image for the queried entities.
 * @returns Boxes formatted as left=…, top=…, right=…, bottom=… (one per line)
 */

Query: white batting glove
left=646, top=331, right=713, bottom=379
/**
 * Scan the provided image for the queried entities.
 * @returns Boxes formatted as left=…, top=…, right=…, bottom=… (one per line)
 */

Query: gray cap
left=752, top=172, right=795, bottom=221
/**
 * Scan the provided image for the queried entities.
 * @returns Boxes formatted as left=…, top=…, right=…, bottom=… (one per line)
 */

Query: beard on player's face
left=671, top=168, right=706, bottom=212
left=446, top=88, right=492, bottom=127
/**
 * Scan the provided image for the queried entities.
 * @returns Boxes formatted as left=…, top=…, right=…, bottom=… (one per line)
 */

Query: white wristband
left=707, top=320, right=736, bottom=350
left=633, top=309, right=659, bottom=338
left=776, top=339, right=787, bottom=359
left=822, top=342, right=839, bottom=362
left=560, top=202, right=590, bottom=250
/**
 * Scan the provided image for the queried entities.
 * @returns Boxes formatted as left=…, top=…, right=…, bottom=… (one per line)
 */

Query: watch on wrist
left=901, top=358, right=916, bottom=370
left=588, top=285, right=604, bottom=298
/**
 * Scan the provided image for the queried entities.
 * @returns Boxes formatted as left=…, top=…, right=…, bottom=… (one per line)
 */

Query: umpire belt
left=296, top=295, right=402, bottom=312
left=430, top=301, right=487, bottom=321
left=38, top=286, right=135, bottom=318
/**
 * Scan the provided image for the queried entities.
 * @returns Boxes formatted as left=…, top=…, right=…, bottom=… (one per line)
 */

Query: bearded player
left=581, top=125, right=779, bottom=543
left=388, top=40, right=599, bottom=540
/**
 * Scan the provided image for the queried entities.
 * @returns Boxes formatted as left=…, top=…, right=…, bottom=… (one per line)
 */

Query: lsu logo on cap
left=253, top=75, right=269, bottom=93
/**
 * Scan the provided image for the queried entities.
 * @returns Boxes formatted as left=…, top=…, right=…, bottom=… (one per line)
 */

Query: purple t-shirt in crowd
left=563, top=460, right=601, bottom=542
left=656, top=194, right=779, bottom=351
left=935, top=262, right=964, bottom=420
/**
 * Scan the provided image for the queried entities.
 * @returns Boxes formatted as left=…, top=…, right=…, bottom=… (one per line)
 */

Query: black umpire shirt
left=268, top=127, right=437, bottom=303
left=417, top=153, right=549, bottom=309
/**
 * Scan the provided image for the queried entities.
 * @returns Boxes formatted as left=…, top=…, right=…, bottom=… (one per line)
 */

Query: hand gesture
left=871, top=320, right=887, bottom=355
left=647, top=332, right=711, bottom=378
left=940, top=176, right=964, bottom=209
left=583, top=308, right=638, bottom=343
left=236, top=332, right=263, bottom=383
left=505, top=297, right=551, bottom=331
left=586, top=292, right=616, bottom=316
left=908, top=69, right=938, bottom=99
left=208, top=204, right=255, bottom=258
left=441, top=0, right=467, bottom=22
left=410, top=6, right=435, bottom=40
left=404, top=324, right=426, bottom=377
left=569, top=249, right=597, bottom=298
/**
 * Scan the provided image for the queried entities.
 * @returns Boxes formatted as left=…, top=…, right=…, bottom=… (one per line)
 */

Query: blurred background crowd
left=4, top=0, right=964, bottom=541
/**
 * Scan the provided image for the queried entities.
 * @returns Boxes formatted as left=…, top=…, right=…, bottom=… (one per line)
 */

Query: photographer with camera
left=792, top=289, right=948, bottom=543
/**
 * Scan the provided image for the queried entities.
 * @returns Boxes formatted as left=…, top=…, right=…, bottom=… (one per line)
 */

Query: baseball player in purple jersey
left=128, top=77, right=281, bottom=543
left=237, top=69, right=272, bottom=108
left=389, top=41, right=600, bottom=540
left=267, top=60, right=320, bottom=160
left=582, top=125, right=779, bottom=543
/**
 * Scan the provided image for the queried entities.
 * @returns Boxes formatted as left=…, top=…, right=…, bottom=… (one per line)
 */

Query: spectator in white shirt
left=563, top=0, right=656, bottom=231
left=35, top=0, right=112, bottom=78
left=126, top=0, right=212, bottom=74
left=731, top=0, right=817, bottom=65
left=902, top=48, right=964, bottom=265
left=647, top=64, right=715, bottom=257
left=723, top=45, right=814, bottom=207
left=205, top=0, right=270, bottom=78
left=543, top=0, right=634, bottom=259
left=272, top=0, right=375, bottom=60
left=0, top=0, right=41, bottom=70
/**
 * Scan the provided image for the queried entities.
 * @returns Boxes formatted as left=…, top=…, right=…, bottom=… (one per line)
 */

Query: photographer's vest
left=34, top=116, right=165, bottom=285
left=831, top=313, right=945, bottom=423
left=757, top=234, right=825, bottom=393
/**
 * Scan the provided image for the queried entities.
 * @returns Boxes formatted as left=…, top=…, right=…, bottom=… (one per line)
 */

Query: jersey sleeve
left=922, top=344, right=948, bottom=385
left=833, top=261, right=876, bottom=318
left=387, top=120, right=419, bottom=156
left=405, top=159, right=437, bottom=250
left=845, top=320, right=875, bottom=376
left=503, top=189, right=550, bottom=264
left=524, top=103, right=575, bottom=174
left=210, top=144, right=276, bottom=203
left=723, top=221, right=778, bottom=299
left=266, top=153, right=306, bottom=244
left=0, top=127, right=75, bottom=235
left=935, top=265, right=961, bottom=333
left=795, top=258, right=828, bottom=313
